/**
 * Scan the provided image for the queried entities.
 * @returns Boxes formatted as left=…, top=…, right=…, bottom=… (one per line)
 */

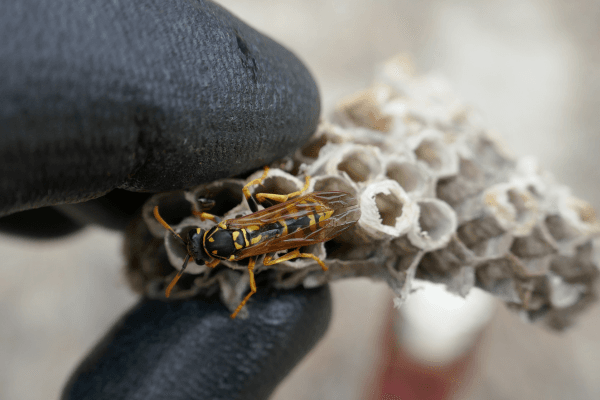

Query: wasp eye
left=187, top=230, right=196, bottom=241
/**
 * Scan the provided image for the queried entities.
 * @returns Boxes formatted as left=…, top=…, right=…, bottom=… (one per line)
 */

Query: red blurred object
left=367, top=308, right=480, bottom=400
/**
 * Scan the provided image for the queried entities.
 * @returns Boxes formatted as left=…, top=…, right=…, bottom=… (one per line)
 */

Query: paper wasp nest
left=125, top=55, right=600, bottom=328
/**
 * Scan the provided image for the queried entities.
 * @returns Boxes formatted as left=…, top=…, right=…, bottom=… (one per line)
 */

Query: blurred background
left=1, top=0, right=599, bottom=399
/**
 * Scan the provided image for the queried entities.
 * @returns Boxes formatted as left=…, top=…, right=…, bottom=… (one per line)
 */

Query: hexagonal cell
left=549, top=241, right=598, bottom=283
left=298, top=122, right=347, bottom=160
left=451, top=194, right=488, bottom=224
left=359, top=180, right=418, bottom=239
left=436, top=158, right=485, bottom=206
left=474, top=234, right=514, bottom=259
left=309, top=174, right=357, bottom=196
left=567, top=197, right=599, bottom=225
left=418, top=236, right=476, bottom=275
left=407, top=199, right=457, bottom=251
left=545, top=196, right=600, bottom=252
left=517, top=256, right=554, bottom=277
left=190, top=179, right=246, bottom=217
left=508, top=189, right=538, bottom=232
left=335, top=85, right=394, bottom=132
left=327, top=144, right=383, bottom=184
left=548, top=272, right=587, bottom=309
left=510, top=225, right=557, bottom=258
left=143, top=190, right=192, bottom=238
left=246, top=168, right=305, bottom=206
left=468, top=135, right=515, bottom=179
left=417, top=237, right=477, bottom=297
left=483, top=183, right=539, bottom=237
left=385, top=160, right=432, bottom=198
left=410, top=130, right=459, bottom=178
left=545, top=214, right=576, bottom=243
left=124, top=213, right=173, bottom=294
left=456, top=216, right=512, bottom=258
left=514, top=276, right=550, bottom=312
left=475, top=258, right=522, bottom=303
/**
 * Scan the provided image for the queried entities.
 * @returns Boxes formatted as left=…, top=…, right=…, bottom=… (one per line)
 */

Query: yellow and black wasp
left=154, top=167, right=361, bottom=318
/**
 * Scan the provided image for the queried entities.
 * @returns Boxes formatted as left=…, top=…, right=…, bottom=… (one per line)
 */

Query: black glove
left=1, top=1, right=330, bottom=399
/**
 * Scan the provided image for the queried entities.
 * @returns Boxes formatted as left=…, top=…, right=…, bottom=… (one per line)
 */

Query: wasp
left=153, top=167, right=361, bottom=318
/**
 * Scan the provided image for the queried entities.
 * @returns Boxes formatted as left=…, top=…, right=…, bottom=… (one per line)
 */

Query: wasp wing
left=228, top=191, right=360, bottom=258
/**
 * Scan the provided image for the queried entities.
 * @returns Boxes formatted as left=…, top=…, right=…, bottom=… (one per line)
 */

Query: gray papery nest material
left=125, top=55, right=600, bottom=328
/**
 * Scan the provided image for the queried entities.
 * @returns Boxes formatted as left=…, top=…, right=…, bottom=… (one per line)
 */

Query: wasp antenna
left=153, top=206, right=186, bottom=246
left=165, top=254, right=191, bottom=298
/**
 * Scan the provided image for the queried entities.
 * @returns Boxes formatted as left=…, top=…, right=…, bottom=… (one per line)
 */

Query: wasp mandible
left=154, top=167, right=361, bottom=318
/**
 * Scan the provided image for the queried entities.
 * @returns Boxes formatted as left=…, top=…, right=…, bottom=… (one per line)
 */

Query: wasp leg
left=191, top=211, right=222, bottom=223
left=256, top=175, right=310, bottom=205
left=192, top=211, right=227, bottom=230
left=206, top=258, right=221, bottom=269
left=263, top=247, right=328, bottom=271
left=243, top=166, right=270, bottom=212
left=230, top=256, right=258, bottom=319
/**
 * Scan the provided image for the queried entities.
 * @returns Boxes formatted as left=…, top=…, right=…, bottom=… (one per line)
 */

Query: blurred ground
left=1, top=0, right=599, bottom=399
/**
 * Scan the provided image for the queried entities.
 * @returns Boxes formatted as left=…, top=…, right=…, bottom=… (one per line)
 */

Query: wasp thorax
left=204, top=227, right=236, bottom=259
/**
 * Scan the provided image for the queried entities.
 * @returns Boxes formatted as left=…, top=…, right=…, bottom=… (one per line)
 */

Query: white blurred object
left=395, top=280, right=496, bottom=364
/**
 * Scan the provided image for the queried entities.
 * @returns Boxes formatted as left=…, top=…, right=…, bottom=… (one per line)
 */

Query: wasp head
left=187, top=228, right=211, bottom=264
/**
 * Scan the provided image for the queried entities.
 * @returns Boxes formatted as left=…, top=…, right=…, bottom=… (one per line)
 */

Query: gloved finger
left=1, top=0, right=320, bottom=218
left=62, top=285, right=332, bottom=400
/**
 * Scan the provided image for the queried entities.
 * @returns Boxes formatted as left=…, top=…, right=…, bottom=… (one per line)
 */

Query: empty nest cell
left=408, top=199, right=457, bottom=251
left=385, top=160, right=431, bottom=197
left=334, top=146, right=382, bottom=183
left=411, top=132, right=459, bottom=178
left=359, top=180, right=418, bottom=239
